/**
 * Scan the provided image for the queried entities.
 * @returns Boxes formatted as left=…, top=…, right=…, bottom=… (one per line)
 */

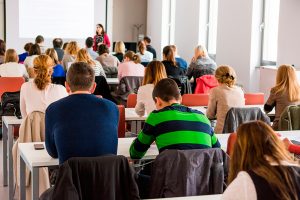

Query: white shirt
left=24, top=55, right=39, bottom=68
left=0, top=62, right=28, bottom=78
left=20, top=81, right=68, bottom=118
left=135, top=84, right=156, bottom=116
left=137, top=51, right=153, bottom=62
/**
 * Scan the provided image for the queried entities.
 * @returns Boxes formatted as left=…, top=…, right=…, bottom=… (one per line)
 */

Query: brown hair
left=124, top=51, right=141, bottom=64
left=76, top=48, right=95, bottom=66
left=114, top=41, right=125, bottom=54
left=0, top=39, right=6, bottom=56
left=63, top=42, right=69, bottom=50
left=229, top=121, right=299, bottom=200
left=138, top=41, right=146, bottom=55
left=152, top=78, right=181, bottom=102
left=33, top=55, right=54, bottom=90
left=142, top=61, right=167, bottom=86
left=65, top=41, right=79, bottom=56
left=45, top=48, right=59, bottom=65
left=67, top=62, right=95, bottom=92
left=24, top=43, right=33, bottom=52
left=215, top=65, right=237, bottom=87
left=163, top=46, right=176, bottom=66
left=29, top=44, right=41, bottom=56
left=4, top=49, right=19, bottom=63
left=96, top=24, right=105, bottom=35
left=98, top=44, right=109, bottom=55
left=271, top=65, right=300, bottom=102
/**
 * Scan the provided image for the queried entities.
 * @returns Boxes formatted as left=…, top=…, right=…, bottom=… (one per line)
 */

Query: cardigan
left=135, top=84, right=156, bottom=116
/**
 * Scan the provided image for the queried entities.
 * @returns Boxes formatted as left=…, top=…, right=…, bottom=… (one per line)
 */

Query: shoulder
left=48, top=84, right=68, bottom=93
left=138, top=84, right=154, bottom=92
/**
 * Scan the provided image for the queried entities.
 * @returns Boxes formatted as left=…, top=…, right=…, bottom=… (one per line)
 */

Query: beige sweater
left=206, top=84, right=245, bottom=133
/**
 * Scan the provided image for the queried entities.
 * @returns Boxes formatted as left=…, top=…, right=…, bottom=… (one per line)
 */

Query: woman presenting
left=93, top=24, right=111, bottom=51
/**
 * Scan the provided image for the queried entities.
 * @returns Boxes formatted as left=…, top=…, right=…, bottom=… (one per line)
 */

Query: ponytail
left=124, top=51, right=141, bottom=64
left=163, top=45, right=177, bottom=67
left=33, top=55, right=54, bottom=90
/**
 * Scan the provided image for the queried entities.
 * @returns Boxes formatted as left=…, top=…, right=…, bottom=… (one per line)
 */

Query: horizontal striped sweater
left=130, top=104, right=221, bottom=159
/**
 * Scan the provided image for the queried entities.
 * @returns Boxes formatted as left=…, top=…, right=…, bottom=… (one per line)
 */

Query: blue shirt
left=176, top=57, right=188, bottom=70
left=52, top=64, right=66, bottom=77
left=18, top=52, right=28, bottom=63
left=45, top=94, right=119, bottom=164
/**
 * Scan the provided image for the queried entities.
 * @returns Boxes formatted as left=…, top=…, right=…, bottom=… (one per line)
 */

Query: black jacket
left=146, top=45, right=157, bottom=59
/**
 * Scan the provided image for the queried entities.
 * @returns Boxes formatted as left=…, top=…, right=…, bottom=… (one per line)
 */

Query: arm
left=206, top=89, right=217, bottom=119
left=104, top=34, right=111, bottom=48
left=118, top=64, right=123, bottom=80
left=211, top=130, right=221, bottom=148
left=96, top=61, right=106, bottom=78
left=20, top=85, right=27, bottom=118
left=264, top=91, right=276, bottom=113
left=186, top=64, right=194, bottom=79
left=45, top=107, right=58, bottom=158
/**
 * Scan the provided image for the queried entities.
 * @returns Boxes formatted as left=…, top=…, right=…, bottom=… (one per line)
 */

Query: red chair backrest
left=182, top=94, right=209, bottom=106
left=127, top=94, right=137, bottom=108
left=117, top=105, right=126, bottom=138
left=244, top=93, right=264, bottom=105
left=0, top=77, right=25, bottom=98
left=194, top=75, right=218, bottom=94
left=226, top=133, right=237, bottom=156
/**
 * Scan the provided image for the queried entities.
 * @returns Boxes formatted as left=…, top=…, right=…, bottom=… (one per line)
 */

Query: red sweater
left=93, top=34, right=111, bottom=51
left=288, top=144, right=300, bottom=154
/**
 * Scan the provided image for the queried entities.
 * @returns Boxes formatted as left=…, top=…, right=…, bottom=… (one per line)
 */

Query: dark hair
left=24, top=42, right=33, bottom=52
left=138, top=41, right=146, bottom=55
left=62, top=42, right=69, bottom=50
left=98, top=44, right=109, bottom=55
left=53, top=38, right=63, bottom=48
left=96, top=24, right=105, bottom=35
left=66, top=62, right=95, bottom=92
left=152, top=78, right=181, bottom=102
left=29, top=44, right=41, bottom=56
left=0, top=39, right=6, bottom=56
left=143, top=36, right=151, bottom=44
left=35, top=35, right=44, bottom=44
left=124, top=51, right=141, bottom=64
left=163, top=46, right=177, bottom=66
left=85, top=37, right=94, bottom=48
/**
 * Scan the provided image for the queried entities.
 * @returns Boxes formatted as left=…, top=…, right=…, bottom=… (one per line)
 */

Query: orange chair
left=117, top=105, right=126, bottom=138
left=0, top=77, right=25, bottom=98
left=182, top=94, right=209, bottom=106
left=244, top=93, right=264, bottom=105
left=127, top=93, right=137, bottom=108
left=226, top=133, right=237, bottom=156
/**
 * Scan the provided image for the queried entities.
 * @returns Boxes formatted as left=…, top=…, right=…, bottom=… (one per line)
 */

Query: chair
left=194, top=75, right=218, bottom=94
left=141, top=62, right=149, bottom=67
left=278, top=105, right=300, bottom=131
left=0, top=77, right=25, bottom=98
left=244, top=93, right=264, bottom=105
left=40, top=156, right=140, bottom=200
left=169, top=76, right=192, bottom=95
left=182, top=94, right=209, bottom=106
left=102, top=66, right=118, bottom=78
left=117, top=105, right=126, bottom=138
left=94, top=76, right=116, bottom=103
left=127, top=94, right=137, bottom=108
left=226, top=133, right=237, bottom=156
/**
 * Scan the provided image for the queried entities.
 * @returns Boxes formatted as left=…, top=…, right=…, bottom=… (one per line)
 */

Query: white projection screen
left=5, top=0, right=107, bottom=53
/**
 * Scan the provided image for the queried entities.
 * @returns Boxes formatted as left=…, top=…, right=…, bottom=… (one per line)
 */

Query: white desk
left=106, top=78, right=119, bottom=85
left=2, top=116, right=22, bottom=200
left=147, top=194, right=221, bottom=200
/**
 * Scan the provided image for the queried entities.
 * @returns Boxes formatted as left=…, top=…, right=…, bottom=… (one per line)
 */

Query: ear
left=65, top=81, right=71, bottom=93
left=178, top=96, right=182, bottom=104
left=155, top=97, right=163, bottom=109
left=90, top=82, right=97, bottom=94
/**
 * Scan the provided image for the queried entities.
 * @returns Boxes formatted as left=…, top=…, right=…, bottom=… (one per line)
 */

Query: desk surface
left=147, top=194, right=221, bottom=200
left=2, top=116, right=22, bottom=127
left=106, top=78, right=119, bottom=85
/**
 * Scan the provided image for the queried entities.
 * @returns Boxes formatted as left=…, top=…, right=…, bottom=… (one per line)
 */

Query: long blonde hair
left=215, top=65, right=237, bottom=87
left=114, top=41, right=125, bottom=54
left=65, top=41, right=79, bottom=56
left=33, top=55, right=54, bottom=90
left=45, top=48, right=59, bottom=65
left=271, top=65, right=300, bottom=102
left=76, top=48, right=95, bottom=66
left=229, top=121, right=299, bottom=200
left=142, top=61, right=167, bottom=86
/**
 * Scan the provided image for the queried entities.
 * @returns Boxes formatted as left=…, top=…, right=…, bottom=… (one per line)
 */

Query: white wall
left=112, top=0, right=147, bottom=43
left=0, top=0, right=4, bottom=40
left=277, top=0, right=300, bottom=68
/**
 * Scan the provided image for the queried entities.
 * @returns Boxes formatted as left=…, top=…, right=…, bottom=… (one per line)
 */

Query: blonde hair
left=4, top=49, right=18, bottom=63
left=124, top=51, right=141, bottom=64
left=142, top=61, right=167, bottom=85
left=65, top=41, right=79, bottom=56
left=271, top=65, right=300, bottom=102
left=33, top=55, right=54, bottom=90
left=215, top=65, right=237, bottom=87
left=45, top=48, right=59, bottom=65
left=76, top=48, right=95, bottom=66
left=195, top=45, right=208, bottom=58
left=114, top=41, right=125, bottom=54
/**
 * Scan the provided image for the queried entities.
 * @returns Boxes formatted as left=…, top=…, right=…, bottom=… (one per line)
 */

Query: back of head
left=143, top=61, right=167, bottom=85
left=33, top=55, right=54, bottom=90
left=67, top=62, right=95, bottom=92
left=163, top=46, right=176, bottom=66
left=45, top=48, right=59, bottom=65
left=138, top=41, right=146, bottom=55
left=273, top=64, right=300, bottom=102
left=0, top=39, right=6, bottom=55
left=98, top=44, right=109, bottom=55
left=62, top=42, right=69, bottom=50
left=85, top=37, right=94, bottom=48
left=114, top=41, right=125, bottom=54
left=76, top=48, right=95, bottom=66
left=24, top=42, right=33, bottom=52
left=152, top=78, right=181, bottom=102
left=4, top=49, right=18, bottom=63
left=215, top=65, right=236, bottom=87
left=29, top=44, right=41, bottom=56
left=53, top=38, right=63, bottom=48
left=124, top=51, right=141, bottom=64
left=66, top=41, right=79, bottom=56
left=35, top=35, right=44, bottom=44
left=195, top=45, right=208, bottom=58
left=143, top=36, right=151, bottom=44
left=229, top=121, right=298, bottom=200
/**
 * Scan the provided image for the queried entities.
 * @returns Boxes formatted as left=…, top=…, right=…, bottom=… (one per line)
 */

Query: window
left=207, top=0, right=219, bottom=57
left=261, top=0, right=280, bottom=65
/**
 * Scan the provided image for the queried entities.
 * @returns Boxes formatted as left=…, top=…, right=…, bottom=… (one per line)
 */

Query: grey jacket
left=115, top=76, right=143, bottom=101
left=149, top=149, right=229, bottom=198
left=186, top=57, right=217, bottom=80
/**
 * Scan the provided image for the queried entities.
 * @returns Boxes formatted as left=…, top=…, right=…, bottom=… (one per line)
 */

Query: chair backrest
left=279, top=105, right=300, bottom=131
left=94, top=76, right=116, bottom=103
left=182, top=94, right=209, bottom=106
left=127, top=94, right=137, bottom=108
left=168, top=76, right=192, bottom=95
left=0, top=77, right=25, bottom=98
left=194, top=75, right=218, bottom=94
left=226, top=133, right=237, bottom=156
left=117, top=105, right=126, bottom=138
left=244, top=93, right=264, bottom=105
left=116, top=76, right=143, bottom=101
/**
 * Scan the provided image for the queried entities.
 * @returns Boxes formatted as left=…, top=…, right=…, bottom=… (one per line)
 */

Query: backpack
left=0, top=91, right=22, bottom=119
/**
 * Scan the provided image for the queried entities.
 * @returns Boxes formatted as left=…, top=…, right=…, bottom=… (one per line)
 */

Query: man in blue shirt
left=45, top=62, right=119, bottom=164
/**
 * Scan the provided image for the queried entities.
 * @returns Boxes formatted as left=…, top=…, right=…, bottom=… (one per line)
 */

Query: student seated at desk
left=130, top=78, right=220, bottom=159
left=45, top=62, right=119, bottom=164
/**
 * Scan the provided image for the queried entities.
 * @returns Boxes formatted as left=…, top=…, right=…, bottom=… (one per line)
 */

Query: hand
left=97, top=42, right=103, bottom=46
left=282, top=138, right=292, bottom=149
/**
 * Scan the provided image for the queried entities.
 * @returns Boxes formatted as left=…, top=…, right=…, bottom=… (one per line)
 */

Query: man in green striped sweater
left=130, top=78, right=221, bottom=159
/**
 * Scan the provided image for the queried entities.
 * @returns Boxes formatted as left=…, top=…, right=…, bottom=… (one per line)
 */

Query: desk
left=106, top=78, right=119, bottom=85
left=2, top=116, right=22, bottom=200
left=147, top=194, right=222, bottom=200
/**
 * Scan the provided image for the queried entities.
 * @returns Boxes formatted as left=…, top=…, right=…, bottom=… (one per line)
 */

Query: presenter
left=93, top=24, right=111, bottom=51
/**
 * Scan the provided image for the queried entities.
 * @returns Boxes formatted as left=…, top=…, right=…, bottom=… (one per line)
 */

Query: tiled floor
left=0, top=139, right=10, bottom=199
